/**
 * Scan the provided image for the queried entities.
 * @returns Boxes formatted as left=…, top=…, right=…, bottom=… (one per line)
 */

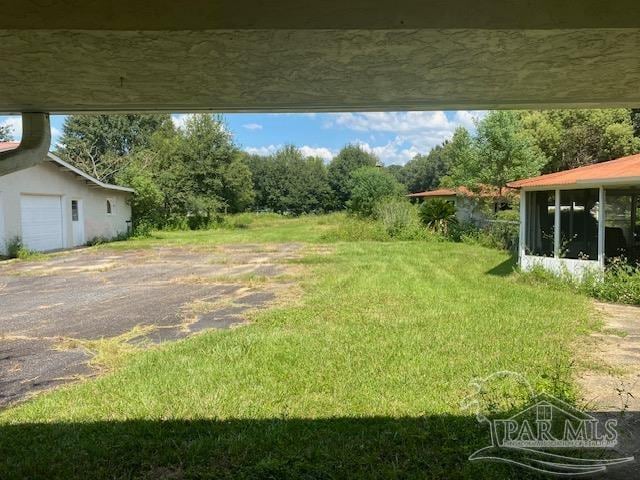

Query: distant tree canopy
left=328, top=144, right=379, bottom=209
left=0, top=122, right=14, bottom=142
left=396, top=109, right=640, bottom=195
left=55, top=109, right=640, bottom=230
left=242, top=145, right=332, bottom=215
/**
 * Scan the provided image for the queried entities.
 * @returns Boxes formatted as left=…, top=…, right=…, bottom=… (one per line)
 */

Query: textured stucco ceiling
left=2, top=1, right=640, bottom=112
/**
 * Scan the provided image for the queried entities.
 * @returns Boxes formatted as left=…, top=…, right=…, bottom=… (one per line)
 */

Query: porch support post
left=519, top=189, right=526, bottom=266
left=554, top=189, right=561, bottom=258
left=598, top=186, right=606, bottom=267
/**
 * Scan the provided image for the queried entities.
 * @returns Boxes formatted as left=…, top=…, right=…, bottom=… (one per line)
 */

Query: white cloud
left=242, top=123, right=263, bottom=131
left=244, top=144, right=280, bottom=156
left=171, top=114, right=190, bottom=130
left=355, top=137, right=420, bottom=166
left=326, top=111, right=487, bottom=165
left=244, top=144, right=335, bottom=162
left=299, top=146, right=335, bottom=162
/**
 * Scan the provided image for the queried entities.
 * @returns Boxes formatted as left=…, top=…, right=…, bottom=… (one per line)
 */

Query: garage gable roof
left=0, top=142, right=134, bottom=193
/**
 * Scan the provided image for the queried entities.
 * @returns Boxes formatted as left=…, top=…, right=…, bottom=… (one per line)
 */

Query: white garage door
left=20, top=195, right=64, bottom=252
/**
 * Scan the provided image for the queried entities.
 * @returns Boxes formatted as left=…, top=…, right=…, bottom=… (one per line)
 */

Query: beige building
left=407, top=185, right=514, bottom=226
left=0, top=142, right=133, bottom=254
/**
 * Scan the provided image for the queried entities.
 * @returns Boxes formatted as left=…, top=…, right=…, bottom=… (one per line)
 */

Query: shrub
left=374, top=198, right=427, bottom=240
left=582, top=258, right=640, bottom=305
left=85, top=236, right=108, bottom=246
left=320, top=215, right=390, bottom=242
left=519, top=258, right=640, bottom=306
left=418, top=199, right=457, bottom=235
left=457, top=210, right=520, bottom=251
left=447, top=221, right=480, bottom=243
left=485, top=210, right=520, bottom=252
left=6, top=236, right=23, bottom=259
left=347, top=167, right=406, bottom=218
left=132, top=221, right=153, bottom=238
left=222, top=213, right=255, bottom=230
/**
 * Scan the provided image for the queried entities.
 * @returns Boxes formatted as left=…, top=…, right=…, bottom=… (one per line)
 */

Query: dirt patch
left=0, top=242, right=315, bottom=407
left=577, top=302, right=640, bottom=412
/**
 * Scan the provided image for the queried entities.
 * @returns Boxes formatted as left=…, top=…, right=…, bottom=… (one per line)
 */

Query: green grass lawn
left=0, top=215, right=596, bottom=479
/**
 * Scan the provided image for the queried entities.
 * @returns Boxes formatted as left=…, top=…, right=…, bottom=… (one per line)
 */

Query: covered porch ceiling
left=3, top=0, right=640, bottom=113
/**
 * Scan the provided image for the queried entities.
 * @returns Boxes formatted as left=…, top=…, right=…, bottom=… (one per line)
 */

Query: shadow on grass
left=485, top=255, right=518, bottom=277
left=1, top=412, right=637, bottom=478
left=0, top=415, right=527, bottom=479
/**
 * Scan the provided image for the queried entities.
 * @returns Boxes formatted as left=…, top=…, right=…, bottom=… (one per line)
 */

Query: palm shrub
left=419, top=199, right=457, bottom=235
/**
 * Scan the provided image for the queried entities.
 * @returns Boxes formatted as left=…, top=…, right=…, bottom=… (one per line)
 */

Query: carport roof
left=507, top=153, right=640, bottom=189
left=0, top=142, right=135, bottom=193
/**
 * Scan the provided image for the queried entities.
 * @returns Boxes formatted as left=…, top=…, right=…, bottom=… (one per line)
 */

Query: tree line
left=392, top=109, right=640, bottom=195
left=46, top=109, right=640, bottom=228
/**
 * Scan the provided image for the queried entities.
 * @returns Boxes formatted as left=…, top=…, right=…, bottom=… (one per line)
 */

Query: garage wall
left=0, top=161, right=132, bottom=254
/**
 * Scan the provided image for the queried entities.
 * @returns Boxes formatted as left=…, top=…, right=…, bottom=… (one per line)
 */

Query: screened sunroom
left=508, top=154, right=640, bottom=277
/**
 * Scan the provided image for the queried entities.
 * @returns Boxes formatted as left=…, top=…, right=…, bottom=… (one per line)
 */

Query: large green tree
left=118, top=114, right=252, bottom=227
left=58, top=114, right=172, bottom=182
left=521, top=109, right=640, bottom=172
left=445, top=111, right=546, bottom=193
left=221, top=158, right=255, bottom=213
left=328, top=144, right=378, bottom=208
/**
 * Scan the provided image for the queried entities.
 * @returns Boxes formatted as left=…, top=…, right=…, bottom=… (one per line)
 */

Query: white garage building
left=0, top=142, right=134, bottom=254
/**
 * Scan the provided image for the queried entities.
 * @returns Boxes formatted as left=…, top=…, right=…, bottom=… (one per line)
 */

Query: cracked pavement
left=0, top=243, right=303, bottom=407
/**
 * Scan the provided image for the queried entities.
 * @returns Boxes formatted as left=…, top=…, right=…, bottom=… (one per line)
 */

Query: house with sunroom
left=508, top=153, right=640, bottom=277
left=0, top=142, right=134, bottom=255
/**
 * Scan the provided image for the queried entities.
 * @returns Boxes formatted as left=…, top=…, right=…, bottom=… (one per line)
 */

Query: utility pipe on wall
left=0, top=113, right=51, bottom=176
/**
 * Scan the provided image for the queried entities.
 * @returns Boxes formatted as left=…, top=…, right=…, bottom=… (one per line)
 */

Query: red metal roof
left=408, top=184, right=511, bottom=199
left=508, top=153, right=640, bottom=189
left=0, top=141, right=19, bottom=152
left=407, top=188, right=457, bottom=198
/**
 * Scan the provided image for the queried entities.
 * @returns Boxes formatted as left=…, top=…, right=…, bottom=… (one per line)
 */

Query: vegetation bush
left=454, top=210, right=520, bottom=252
left=320, top=215, right=390, bottom=242
left=484, top=210, right=520, bottom=252
left=519, top=258, right=640, bottom=306
left=347, top=167, right=406, bottom=218
left=6, top=236, right=23, bottom=259
left=582, top=258, right=640, bottom=305
left=418, top=199, right=457, bottom=235
left=132, top=221, right=154, bottom=238
left=374, top=198, right=428, bottom=240
left=2, top=237, right=42, bottom=260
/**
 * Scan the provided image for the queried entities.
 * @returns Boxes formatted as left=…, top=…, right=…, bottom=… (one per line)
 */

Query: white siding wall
left=0, top=161, right=132, bottom=254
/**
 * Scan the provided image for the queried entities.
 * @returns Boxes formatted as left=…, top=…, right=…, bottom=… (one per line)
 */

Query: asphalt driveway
left=0, top=243, right=302, bottom=407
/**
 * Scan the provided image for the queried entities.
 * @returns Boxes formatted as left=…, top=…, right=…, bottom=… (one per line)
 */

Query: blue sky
left=1, top=111, right=485, bottom=166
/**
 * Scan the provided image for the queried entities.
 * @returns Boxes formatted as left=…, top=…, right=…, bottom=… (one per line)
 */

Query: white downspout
left=0, top=113, right=51, bottom=176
